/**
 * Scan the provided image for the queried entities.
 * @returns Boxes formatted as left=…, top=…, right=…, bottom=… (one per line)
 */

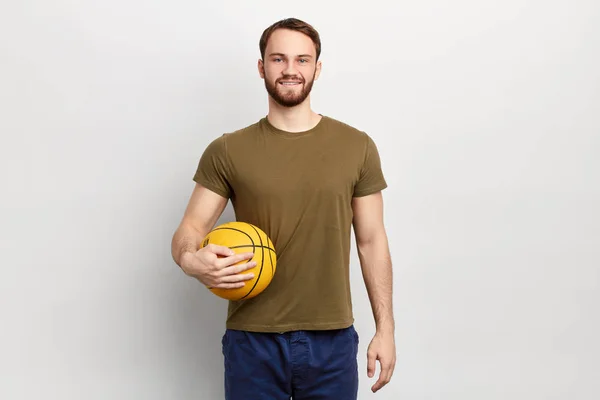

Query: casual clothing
left=193, top=115, right=387, bottom=333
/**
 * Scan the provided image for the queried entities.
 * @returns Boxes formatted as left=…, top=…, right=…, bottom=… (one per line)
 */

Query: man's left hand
left=366, top=330, right=396, bottom=393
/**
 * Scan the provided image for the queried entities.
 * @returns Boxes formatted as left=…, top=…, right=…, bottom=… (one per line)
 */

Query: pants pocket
left=347, top=325, right=359, bottom=347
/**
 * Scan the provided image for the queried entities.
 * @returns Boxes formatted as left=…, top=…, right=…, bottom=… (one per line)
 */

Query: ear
left=314, top=60, right=322, bottom=80
left=258, top=59, right=265, bottom=79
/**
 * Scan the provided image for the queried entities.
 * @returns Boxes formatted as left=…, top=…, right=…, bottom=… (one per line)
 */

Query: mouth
left=278, top=80, right=303, bottom=87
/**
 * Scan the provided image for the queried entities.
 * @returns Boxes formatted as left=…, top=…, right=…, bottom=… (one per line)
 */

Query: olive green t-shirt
left=193, top=115, right=387, bottom=332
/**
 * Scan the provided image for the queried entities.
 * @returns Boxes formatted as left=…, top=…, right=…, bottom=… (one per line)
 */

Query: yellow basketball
left=200, top=221, right=276, bottom=301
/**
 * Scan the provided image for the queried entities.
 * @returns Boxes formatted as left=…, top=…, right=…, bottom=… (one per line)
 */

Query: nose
left=283, top=61, right=298, bottom=76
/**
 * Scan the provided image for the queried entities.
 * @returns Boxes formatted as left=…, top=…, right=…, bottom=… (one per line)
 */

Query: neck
left=267, top=97, right=321, bottom=133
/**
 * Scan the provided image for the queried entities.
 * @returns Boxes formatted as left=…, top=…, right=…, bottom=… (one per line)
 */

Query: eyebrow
left=268, top=53, right=313, bottom=58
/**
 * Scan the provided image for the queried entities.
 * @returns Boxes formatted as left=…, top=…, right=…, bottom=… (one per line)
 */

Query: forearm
left=171, top=223, right=206, bottom=266
left=357, top=233, right=394, bottom=334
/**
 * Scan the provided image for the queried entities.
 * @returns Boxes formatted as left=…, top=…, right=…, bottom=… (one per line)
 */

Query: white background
left=1, top=0, right=599, bottom=399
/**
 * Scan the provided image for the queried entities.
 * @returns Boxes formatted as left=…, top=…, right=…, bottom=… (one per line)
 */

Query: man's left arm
left=352, top=190, right=396, bottom=393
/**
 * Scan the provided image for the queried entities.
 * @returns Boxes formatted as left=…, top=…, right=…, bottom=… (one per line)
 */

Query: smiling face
left=259, top=28, right=322, bottom=108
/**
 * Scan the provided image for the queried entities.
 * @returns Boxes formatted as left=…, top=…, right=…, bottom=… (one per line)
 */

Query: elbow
left=356, top=230, right=387, bottom=251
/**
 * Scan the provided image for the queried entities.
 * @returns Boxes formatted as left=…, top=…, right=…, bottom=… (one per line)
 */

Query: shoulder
left=223, top=120, right=261, bottom=141
left=325, top=116, right=363, bottom=134
left=323, top=115, right=378, bottom=150
left=203, top=120, right=261, bottom=153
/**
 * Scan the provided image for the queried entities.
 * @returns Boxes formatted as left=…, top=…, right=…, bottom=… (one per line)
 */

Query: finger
left=367, top=350, right=377, bottom=378
left=371, top=360, right=392, bottom=392
left=388, top=357, right=396, bottom=380
left=211, top=281, right=246, bottom=289
left=216, top=252, right=255, bottom=268
left=204, top=244, right=235, bottom=257
left=381, top=362, right=393, bottom=388
left=219, top=271, right=255, bottom=283
left=219, top=260, right=257, bottom=276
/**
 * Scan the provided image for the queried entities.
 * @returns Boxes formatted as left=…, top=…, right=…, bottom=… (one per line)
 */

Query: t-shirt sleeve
left=353, top=134, right=388, bottom=197
left=192, top=134, right=233, bottom=199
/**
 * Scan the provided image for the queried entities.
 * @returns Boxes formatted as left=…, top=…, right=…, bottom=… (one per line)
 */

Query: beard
left=264, top=69, right=316, bottom=107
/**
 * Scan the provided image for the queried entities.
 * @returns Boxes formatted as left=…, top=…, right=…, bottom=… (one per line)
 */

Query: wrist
left=375, top=321, right=395, bottom=336
left=178, top=249, right=195, bottom=271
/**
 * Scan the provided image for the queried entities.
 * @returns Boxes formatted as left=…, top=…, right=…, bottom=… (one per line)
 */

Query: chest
left=228, top=137, right=362, bottom=201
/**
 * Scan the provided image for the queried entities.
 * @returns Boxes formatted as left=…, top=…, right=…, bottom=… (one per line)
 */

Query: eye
left=299, top=59, right=308, bottom=63
left=273, top=57, right=283, bottom=62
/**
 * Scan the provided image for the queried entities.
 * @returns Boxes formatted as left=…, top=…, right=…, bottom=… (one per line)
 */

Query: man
left=171, top=18, right=395, bottom=399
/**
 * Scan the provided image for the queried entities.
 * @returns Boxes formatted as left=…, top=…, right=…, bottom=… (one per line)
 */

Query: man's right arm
left=171, top=183, right=228, bottom=266
left=171, top=183, right=256, bottom=289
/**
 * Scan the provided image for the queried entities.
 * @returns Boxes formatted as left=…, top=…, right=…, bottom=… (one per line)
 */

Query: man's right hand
left=180, top=244, right=256, bottom=289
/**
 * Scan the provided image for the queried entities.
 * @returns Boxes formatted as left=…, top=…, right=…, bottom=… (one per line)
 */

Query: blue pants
left=222, top=325, right=359, bottom=399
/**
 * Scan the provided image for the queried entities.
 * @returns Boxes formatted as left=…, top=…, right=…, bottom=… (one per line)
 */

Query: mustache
left=276, top=75, right=304, bottom=83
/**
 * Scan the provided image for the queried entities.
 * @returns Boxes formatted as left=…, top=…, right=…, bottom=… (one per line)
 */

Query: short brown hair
left=259, top=18, right=322, bottom=60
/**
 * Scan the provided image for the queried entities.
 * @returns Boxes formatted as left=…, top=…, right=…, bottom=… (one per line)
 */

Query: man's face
left=259, top=29, right=321, bottom=107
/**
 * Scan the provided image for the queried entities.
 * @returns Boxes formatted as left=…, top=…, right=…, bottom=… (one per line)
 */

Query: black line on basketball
left=229, top=245, right=275, bottom=253
left=211, top=227, right=256, bottom=249
left=240, top=224, right=266, bottom=300
left=267, top=238, right=274, bottom=277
